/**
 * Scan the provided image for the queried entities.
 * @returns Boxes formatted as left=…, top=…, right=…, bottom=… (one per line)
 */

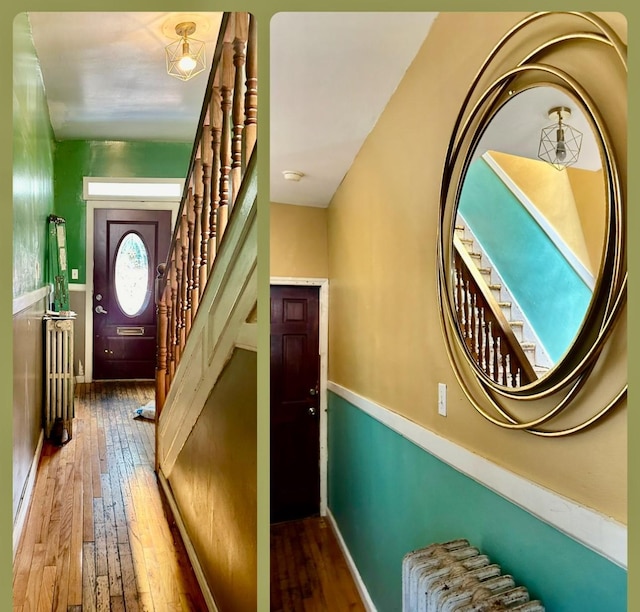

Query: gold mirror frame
left=437, top=12, right=627, bottom=436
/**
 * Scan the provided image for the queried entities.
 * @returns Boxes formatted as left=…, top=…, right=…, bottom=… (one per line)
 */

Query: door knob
left=309, top=387, right=317, bottom=396
left=95, top=305, right=108, bottom=314
left=308, top=407, right=317, bottom=416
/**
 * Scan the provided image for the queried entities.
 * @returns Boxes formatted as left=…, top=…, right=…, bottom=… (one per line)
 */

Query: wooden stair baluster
left=169, top=254, right=178, bottom=383
left=184, top=189, right=195, bottom=335
left=179, top=211, right=189, bottom=354
left=217, top=37, right=234, bottom=247
left=243, top=14, right=257, bottom=164
left=470, top=290, right=478, bottom=360
left=208, top=81, right=222, bottom=271
left=501, top=342, right=508, bottom=386
left=165, top=259, right=175, bottom=391
left=191, top=156, right=204, bottom=317
left=200, top=124, right=213, bottom=293
left=231, top=13, right=248, bottom=207
left=155, top=264, right=168, bottom=413
left=477, top=302, right=486, bottom=374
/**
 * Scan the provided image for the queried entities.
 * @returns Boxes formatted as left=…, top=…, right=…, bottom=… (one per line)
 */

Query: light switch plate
left=438, top=383, right=447, bottom=416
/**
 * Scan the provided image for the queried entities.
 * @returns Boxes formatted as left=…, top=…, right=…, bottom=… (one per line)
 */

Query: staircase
left=152, top=13, right=258, bottom=610
left=454, top=219, right=551, bottom=379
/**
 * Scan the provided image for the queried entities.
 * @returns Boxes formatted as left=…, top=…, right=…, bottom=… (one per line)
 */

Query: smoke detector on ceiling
left=282, top=170, right=305, bottom=182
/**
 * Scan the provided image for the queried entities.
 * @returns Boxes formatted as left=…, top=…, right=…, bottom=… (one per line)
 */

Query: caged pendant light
left=538, top=106, right=583, bottom=170
left=165, top=21, right=206, bottom=81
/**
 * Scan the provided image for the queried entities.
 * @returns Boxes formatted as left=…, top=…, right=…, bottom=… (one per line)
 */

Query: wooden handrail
left=155, top=13, right=257, bottom=422
left=453, top=235, right=537, bottom=386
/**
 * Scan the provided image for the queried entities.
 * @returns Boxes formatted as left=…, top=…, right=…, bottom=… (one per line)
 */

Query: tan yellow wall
left=270, top=202, right=328, bottom=278
left=169, top=348, right=257, bottom=612
left=567, top=166, right=607, bottom=274
left=490, top=151, right=602, bottom=276
left=327, top=12, right=626, bottom=523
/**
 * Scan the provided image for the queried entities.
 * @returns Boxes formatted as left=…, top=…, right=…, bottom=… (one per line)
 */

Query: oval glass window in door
left=114, top=232, right=150, bottom=316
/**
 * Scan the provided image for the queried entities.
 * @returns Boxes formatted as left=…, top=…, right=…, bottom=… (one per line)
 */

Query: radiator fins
left=402, top=539, right=544, bottom=611
left=44, top=317, right=75, bottom=444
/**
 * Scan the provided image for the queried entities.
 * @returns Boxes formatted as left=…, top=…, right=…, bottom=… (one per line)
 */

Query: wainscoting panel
left=327, top=390, right=627, bottom=612
left=13, top=293, right=48, bottom=528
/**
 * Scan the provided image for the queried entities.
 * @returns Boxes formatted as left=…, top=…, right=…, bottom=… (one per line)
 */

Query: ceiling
left=270, top=12, right=438, bottom=208
left=28, top=12, right=222, bottom=142
left=270, top=12, right=601, bottom=209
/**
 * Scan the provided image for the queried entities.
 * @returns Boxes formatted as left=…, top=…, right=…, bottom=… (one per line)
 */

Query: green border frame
left=4, top=3, right=636, bottom=611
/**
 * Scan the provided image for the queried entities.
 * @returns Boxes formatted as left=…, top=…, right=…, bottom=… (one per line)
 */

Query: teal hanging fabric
left=46, top=215, right=70, bottom=311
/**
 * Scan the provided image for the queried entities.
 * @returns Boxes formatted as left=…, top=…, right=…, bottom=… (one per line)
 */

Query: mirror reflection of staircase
left=454, top=220, right=551, bottom=380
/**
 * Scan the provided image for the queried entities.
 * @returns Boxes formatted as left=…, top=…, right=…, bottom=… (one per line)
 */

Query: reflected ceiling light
left=538, top=106, right=583, bottom=170
left=165, top=21, right=206, bottom=81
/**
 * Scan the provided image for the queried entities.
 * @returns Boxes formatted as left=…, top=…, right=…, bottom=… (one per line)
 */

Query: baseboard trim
left=326, top=508, right=377, bottom=611
left=13, top=429, right=44, bottom=559
left=157, top=470, right=219, bottom=611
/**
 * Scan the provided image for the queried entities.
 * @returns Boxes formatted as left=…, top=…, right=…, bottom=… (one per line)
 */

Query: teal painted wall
left=13, top=13, right=55, bottom=298
left=328, top=391, right=626, bottom=612
left=458, top=158, right=592, bottom=362
left=53, top=140, right=192, bottom=284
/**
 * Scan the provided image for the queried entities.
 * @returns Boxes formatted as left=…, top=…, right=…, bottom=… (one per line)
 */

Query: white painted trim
left=270, top=277, right=329, bottom=516
left=84, top=198, right=180, bottom=382
left=157, top=470, right=219, bottom=611
left=326, top=508, right=377, bottom=611
left=483, top=152, right=595, bottom=290
left=13, top=430, right=44, bottom=559
left=328, top=381, right=627, bottom=569
left=68, top=284, right=87, bottom=292
left=13, top=286, right=49, bottom=315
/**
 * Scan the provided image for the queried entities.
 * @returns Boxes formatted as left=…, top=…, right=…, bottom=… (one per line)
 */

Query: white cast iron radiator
left=402, top=539, right=545, bottom=611
left=44, top=317, right=75, bottom=443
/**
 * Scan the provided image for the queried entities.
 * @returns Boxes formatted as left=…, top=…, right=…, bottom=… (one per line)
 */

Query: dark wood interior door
left=270, top=285, right=321, bottom=523
left=93, top=209, right=171, bottom=380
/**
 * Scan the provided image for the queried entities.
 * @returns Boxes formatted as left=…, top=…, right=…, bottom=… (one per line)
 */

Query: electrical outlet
left=71, top=268, right=79, bottom=280
left=438, top=383, right=447, bottom=416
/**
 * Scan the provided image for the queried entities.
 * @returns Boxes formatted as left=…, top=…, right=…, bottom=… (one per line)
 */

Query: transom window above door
left=83, top=177, right=184, bottom=201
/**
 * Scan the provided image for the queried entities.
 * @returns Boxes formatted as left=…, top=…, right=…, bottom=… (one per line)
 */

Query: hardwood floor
left=270, top=517, right=366, bottom=611
left=13, top=381, right=207, bottom=611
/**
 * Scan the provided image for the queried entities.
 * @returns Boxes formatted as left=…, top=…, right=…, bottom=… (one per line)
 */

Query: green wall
left=53, top=140, right=192, bottom=284
left=328, top=391, right=627, bottom=612
left=13, top=13, right=55, bottom=298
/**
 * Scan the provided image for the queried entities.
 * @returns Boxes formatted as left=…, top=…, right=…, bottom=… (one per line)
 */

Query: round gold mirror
left=437, top=12, right=626, bottom=435
left=452, top=86, right=607, bottom=390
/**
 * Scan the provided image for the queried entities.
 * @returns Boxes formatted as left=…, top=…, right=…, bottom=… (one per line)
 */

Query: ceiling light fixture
left=538, top=106, right=583, bottom=170
left=165, top=22, right=206, bottom=82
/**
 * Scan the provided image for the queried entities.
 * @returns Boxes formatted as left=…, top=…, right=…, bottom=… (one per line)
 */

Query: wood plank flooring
left=13, top=381, right=207, bottom=611
left=270, top=517, right=366, bottom=611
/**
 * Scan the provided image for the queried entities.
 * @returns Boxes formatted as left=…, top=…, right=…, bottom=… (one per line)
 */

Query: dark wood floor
left=270, top=516, right=366, bottom=611
left=13, top=381, right=207, bottom=611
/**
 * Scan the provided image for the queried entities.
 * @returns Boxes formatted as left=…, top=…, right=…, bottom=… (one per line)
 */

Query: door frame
left=85, top=199, right=181, bottom=382
left=270, top=276, right=329, bottom=516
